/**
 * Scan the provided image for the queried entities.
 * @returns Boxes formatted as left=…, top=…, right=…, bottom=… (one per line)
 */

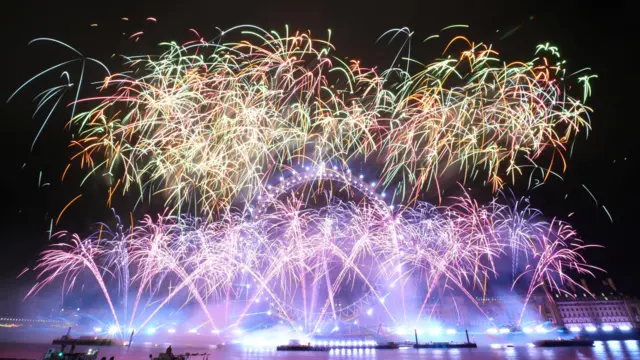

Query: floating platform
left=43, top=347, right=101, bottom=360
left=374, top=343, right=399, bottom=349
left=152, top=352, right=209, bottom=360
left=52, top=338, right=113, bottom=347
left=533, top=339, right=594, bottom=347
left=413, top=342, right=477, bottom=349
left=276, top=345, right=329, bottom=351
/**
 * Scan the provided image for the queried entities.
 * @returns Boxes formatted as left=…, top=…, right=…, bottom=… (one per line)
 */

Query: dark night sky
left=0, top=0, right=636, bottom=312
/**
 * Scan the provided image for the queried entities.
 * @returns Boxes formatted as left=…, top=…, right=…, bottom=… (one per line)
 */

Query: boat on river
left=276, top=340, right=329, bottom=351
left=533, top=339, right=594, bottom=347
left=276, top=344, right=330, bottom=351
left=413, top=341, right=477, bottom=349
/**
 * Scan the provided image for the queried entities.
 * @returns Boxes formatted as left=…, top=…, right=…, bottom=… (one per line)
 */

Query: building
left=368, top=277, right=639, bottom=333
left=0, top=317, right=73, bottom=329
left=547, top=278, right=639, bottom=331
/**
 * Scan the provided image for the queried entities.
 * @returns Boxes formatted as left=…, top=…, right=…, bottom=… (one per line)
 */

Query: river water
left=0, top=341, right=639, bottom=360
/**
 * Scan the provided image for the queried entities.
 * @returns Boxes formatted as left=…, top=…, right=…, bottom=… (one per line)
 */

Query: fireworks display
left=11, top=24, right=600, bottom=339
left=28, top=188, right=598, bottom=336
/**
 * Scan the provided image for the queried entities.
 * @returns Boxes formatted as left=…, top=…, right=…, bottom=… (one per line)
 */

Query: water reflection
left=540, top=348, right=556, bottom=360
left=332, top=342, right=640, bottom=360
left=607, top=340, right=621, bottom=351
left=329, top=347, right=376, bottom=357
left=502, top=346, right=516, bottom=359
left=624, top=340, right=638, bottom=351
left=1, top=340, right=639, bottom=360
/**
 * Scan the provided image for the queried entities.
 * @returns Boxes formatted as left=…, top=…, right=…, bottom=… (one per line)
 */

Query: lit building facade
left=546, top=278, right=640, bottom=332
left=374, top=277, right=639, bottom=333
left=0, top=317, right=73, bottom=329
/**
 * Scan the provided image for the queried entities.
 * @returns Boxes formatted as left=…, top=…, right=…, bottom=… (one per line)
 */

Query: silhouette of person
left=166, top=345, right=173, bottom=356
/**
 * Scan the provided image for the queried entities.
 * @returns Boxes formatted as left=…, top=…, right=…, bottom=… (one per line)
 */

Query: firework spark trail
left=514, top=218, right=602, bottom=323
left=27, top=233, right=124, bottom=336
left=10, top=26, right=594, bottom=215
left=28, top=190, right=598, bottom=335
